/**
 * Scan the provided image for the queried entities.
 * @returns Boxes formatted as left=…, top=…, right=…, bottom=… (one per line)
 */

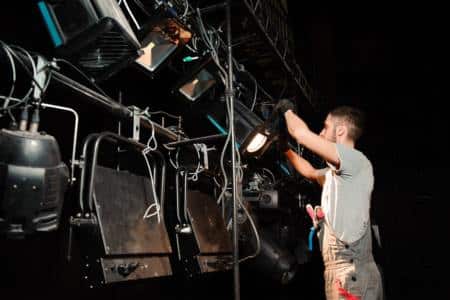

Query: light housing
left=37, top=0, right=141, bottom=80
left=240, top=123, right=277, bottom=158
left=242, top=227, right=298, bottom=284
left=206, top=99, right=277, bottom=158
left=135, top=19, right=191, bottom=76
left=0, top=129, right=69, bottom=237
left=245, top=132, right=268, bottom=153
left=234, top=100, right=278, bottom=158
left=173, top=57, right=219, bottom=102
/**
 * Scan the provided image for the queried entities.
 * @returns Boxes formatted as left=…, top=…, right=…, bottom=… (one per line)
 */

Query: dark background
left=1, top=2, right=447, bottom=299
left=291, top=6, right=447, bottom=299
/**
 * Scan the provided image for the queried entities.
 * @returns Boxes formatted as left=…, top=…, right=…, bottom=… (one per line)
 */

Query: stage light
left=206, top=99, right=277, bottom=157
left=179, top=69, right=216, bottom=101
left=37, top=0, right=141, bottom=80
left=173, top=57, right=219, bottom=102
left=135, top=19, right=191, bottom=75
left=247, top=229, right=298, bottom=284
left=235, top=101, right=277, bottom=158
left=240, top=124, right=276, bottom=158
left=0, top=129, right=69, bottom=237
left=245, top=131, right=268, bottom=153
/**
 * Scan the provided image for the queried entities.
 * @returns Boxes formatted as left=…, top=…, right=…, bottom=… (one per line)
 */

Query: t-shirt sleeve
left=332, top=143, right=365, bottom=177
left=317, top=168, right=329, bottom=177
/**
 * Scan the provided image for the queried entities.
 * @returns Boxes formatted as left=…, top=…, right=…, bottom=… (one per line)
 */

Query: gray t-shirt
left=320, top=143, right=374, bottom=243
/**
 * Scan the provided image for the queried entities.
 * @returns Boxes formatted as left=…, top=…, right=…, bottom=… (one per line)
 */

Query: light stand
left=225, top=1, right=240, bottom=299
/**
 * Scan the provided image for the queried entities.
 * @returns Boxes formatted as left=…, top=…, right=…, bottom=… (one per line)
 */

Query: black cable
left=278, top=76, right=287, bottom=99
left=7, top=47, right=44, bottom=92
left=0, top=45, right=52, bottom=112
left=10, top=45, right=54, bottom=103
left=0, top=41, right=17, bottom=109
left=53, top=58, right=110, bottom=98
left=7, top=109, right=17, bottom=129
left=40, top=70, right=53, bottom=101
left=132, top=0, right=152, bottom=16
left=0, top=56, right=52, bottom=112
left=0, top=96, right=31, bottom=112
left=146, top=110, right=182, bottom=120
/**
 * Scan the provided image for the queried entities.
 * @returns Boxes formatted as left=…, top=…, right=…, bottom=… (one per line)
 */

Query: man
left=276, top=100, right=383, bottom=300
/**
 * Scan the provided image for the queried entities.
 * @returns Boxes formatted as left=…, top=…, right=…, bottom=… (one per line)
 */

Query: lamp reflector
left=246, top=132, right=268, bottom=153
left=135, top=30, right=177, bottom=72
left=178, top=69, right=216, bottom=101
left=135, top=18, right=191, bottom=74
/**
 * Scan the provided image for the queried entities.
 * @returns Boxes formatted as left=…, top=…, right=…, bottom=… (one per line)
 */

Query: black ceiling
left=1, top=3, right=446, bottom=164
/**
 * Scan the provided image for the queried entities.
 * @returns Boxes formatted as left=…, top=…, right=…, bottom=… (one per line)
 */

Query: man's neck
left=338, top=138, right=355, bottom=148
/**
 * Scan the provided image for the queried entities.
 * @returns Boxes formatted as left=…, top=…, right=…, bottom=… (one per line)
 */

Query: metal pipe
left=86, top=132, right=157, bottom=212
left=226, top=1, right=240, bottom=299
left=183, top=170, right=188, bottom=223
left=164, top=134, right=226, bottom=148
left=153, top=151, right=167, bottom=219
left=198, top=2, right=226, bottom=14
left=51, top=70, right=178, bottom=141
left=79, top=133, right=100, bottom=213
left=175, top=170, right=182, bottom=224
left=41, top=102, right=79, bottom=185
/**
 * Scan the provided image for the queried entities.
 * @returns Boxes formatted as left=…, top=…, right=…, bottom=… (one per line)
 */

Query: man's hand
left=275, top=99, right=295, bottom=115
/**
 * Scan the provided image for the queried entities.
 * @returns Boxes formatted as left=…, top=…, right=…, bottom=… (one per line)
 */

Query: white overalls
left=318, top=144, right=383, bottom=299
left=318, top=221, right=383, bottom=299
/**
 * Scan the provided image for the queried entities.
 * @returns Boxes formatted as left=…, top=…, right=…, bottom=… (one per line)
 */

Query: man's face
left=319, top=115, right=337, bottom=142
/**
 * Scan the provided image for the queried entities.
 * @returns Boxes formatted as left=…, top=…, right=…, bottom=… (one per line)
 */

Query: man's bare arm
left=284, top=110, right=340, bottom=168
left=284, top=149, right=325, bottom=185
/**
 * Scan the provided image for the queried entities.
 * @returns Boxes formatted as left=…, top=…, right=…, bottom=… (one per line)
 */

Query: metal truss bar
left=243, top=0, right=315, bottom=106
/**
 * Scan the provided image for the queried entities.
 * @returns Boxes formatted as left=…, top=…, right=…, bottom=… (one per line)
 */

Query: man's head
left=319, top=106, right=365, bottom=145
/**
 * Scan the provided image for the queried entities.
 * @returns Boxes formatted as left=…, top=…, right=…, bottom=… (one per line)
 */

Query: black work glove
left=277, top=132, right=290, bottom=153
left=275, top=99, right=295, bottom=115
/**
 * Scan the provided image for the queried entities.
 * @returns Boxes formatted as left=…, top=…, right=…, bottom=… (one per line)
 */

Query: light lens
left=178, top=69, right=216, bottom=101
left=136, top=32, right=178, bottom=72
left=246, top=133, right=268, bottom=153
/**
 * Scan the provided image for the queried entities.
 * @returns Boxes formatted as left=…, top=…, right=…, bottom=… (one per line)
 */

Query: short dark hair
left=329, top=106, right=365, bottom=141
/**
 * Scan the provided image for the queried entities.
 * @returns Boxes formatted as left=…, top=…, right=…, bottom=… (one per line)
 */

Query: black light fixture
left=0, top=129, right=69, bottom=237
left=255, top=231, right=298, bottom=284
left=240, top=123, right=277, bottom=158
left=173, top=57, right=220, bottom=102
left=242, top=227, right=298, bottom=285
left=135, top=18, right=192, bottom=76
left=239, top=100, right=282, bottom=158
left=37, top=0, right=141, bottom=80
left=206, top=99, right=277, bottom=157
left=108, top=0, right=192, bottom=76
left=234, top=100, right=277, bottom=158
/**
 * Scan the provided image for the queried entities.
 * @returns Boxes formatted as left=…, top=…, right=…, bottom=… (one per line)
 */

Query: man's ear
left=336, top=124, right=346, bottom=137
